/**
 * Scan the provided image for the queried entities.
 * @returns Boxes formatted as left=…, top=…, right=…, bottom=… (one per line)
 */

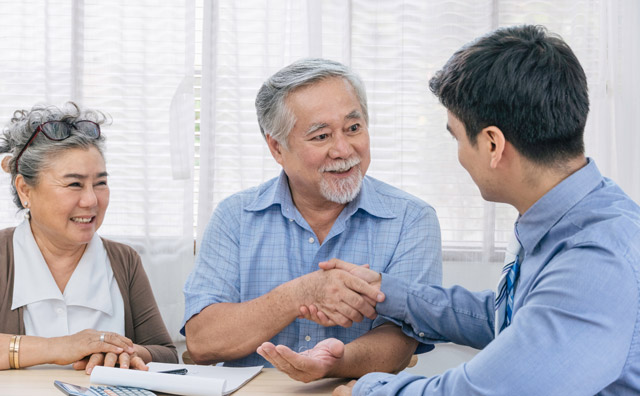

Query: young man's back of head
left=429, top=24, right=589, bottom=166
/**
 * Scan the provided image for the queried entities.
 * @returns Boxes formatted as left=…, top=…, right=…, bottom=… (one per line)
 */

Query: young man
left=266, top=26, right=640, bottom=395
left=181, top=58, right=442, bottom=381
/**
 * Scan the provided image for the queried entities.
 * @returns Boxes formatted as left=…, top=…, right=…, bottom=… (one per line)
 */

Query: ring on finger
left=99, top=333, right=105, bottom=343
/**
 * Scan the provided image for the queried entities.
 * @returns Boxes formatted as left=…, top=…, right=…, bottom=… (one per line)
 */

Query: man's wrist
left=279, top=275, right=312, bottom=316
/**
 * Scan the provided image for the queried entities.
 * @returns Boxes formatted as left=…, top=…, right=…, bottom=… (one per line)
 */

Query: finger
left=274, top=344, right=319, bottom=371
left=323, top=338, right=346, bottom=359
left=72, top=357, right=89, bottom=371
left=85, top=353, right=105, bottom=375
left=104, top=352, right=118, bottom=368
left=339, top=290, right=377, bottom=320
left=299, top=305, right=311, bottom=319
left=334, top=301, right=365, bottom=323
left=362, top=295, right=377, bottom=306
left=343, top=275, right=385, bottom=303
left=129, top=356, right=149, bottom=371
left=323, top=310, right=353, bottom=328
left=118, top=352, right=131, bottom=369
left=319, top=258, right=358, bottom=271
left=258, top=344, right=293, bottom=372
left=315, top=310, right=337, bottom=326
left=333, top=381, right=357, bottom=396
left=310, top=306, right=337, bottom=327
left=101, top=333, right=135, bottom=354
left=256, top=341, right=275, bottom=357
left=263, top=345, right=308, bottom=381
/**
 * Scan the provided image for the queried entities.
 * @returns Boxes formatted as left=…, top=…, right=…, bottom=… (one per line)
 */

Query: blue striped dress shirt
left=354, top=159, right=640, bottom=396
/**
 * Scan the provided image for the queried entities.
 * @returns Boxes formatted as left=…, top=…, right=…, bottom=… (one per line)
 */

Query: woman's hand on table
left=49, top=329, right=134, bottom=367
left=72, top=344, right=149, bottom=374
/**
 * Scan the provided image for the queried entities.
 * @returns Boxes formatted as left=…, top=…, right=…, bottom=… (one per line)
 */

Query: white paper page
left=90, top=366, right=226, bottom=396
left=147, top=362, right=263, bottom=394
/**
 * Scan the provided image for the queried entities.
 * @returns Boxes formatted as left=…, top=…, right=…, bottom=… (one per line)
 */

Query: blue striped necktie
left=495, top=231, right=522, bottom=335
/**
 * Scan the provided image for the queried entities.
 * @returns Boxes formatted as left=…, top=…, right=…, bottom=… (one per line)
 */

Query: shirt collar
left=515, top=158, right=602, bottom=254
left=244, top=170, right=395, bottom=219
left=11, top=220, right=114, bottom=315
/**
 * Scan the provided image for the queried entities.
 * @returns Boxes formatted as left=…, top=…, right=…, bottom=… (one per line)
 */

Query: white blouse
left=11, top=220, right=125, bottom=337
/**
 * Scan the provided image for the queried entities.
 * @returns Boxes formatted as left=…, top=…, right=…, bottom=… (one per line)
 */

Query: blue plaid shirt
left=182, top=171, right=442, bottom=367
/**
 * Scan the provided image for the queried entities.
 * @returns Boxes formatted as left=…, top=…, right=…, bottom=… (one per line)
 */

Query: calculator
left=54, top=380, right=156, bottom=396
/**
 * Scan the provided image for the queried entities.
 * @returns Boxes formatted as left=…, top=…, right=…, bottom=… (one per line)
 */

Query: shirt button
left=305, top=335, right=311, bottom=342
left=308, top=237, right=314, bottom=244
left=56, top=308, right=64, bottom=315
left=289, top=218, right=294, bottom=222
left=418, top=332, right=425, bottom=337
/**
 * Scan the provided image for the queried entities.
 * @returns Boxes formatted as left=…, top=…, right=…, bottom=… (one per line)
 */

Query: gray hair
left=255, top=58, right=368, bottom=148
left=0, top=102, right=108, bottom=210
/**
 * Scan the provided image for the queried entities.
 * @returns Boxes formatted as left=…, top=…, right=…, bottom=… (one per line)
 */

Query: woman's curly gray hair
left=0, top=102, right=109, bottom=210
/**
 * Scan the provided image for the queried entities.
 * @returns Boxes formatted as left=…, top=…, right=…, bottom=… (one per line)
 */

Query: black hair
left=429, top=25, right=589, bottom=164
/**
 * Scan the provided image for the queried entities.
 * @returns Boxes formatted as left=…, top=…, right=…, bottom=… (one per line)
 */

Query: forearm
left=0, top=334, right=61, bottom=370
left=378, top=276, right=495, bottom=349
left=185, top=280, right=302, bottom=364
left=328, top=324, right=418, bottom=379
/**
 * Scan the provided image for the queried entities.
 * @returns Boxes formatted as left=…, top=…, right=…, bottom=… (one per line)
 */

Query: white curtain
left=197, top=0, right=640, bottom=269
left=1, top=0, right=638, bottom=341
left=0, top=0, right=195, bottom=339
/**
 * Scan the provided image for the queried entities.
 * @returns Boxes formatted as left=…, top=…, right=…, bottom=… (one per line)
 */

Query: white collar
left=12, top=220, right=114, bottom=315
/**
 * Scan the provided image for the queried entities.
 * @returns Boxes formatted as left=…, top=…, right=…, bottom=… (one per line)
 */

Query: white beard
left=319, top=157, right=363, bottom=204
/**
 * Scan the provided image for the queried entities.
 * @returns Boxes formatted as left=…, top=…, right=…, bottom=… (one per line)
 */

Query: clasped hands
left=53, top=329, right=147, bottom=374
left=257, top=258, right=383, bottom=382
left=297, top=258, right=384, bottom=328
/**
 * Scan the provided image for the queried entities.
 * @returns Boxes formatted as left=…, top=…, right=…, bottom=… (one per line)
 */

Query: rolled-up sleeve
left=181, top=198, right=241, bottom=334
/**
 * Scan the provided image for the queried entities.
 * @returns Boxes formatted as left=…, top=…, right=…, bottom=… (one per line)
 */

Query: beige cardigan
left=0, top=227, right=177, bottom=363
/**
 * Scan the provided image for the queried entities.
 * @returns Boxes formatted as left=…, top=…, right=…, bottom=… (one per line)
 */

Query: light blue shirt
left=354, top=159, right=640, bottom=396
left=182, top=171, right=442, bottom=367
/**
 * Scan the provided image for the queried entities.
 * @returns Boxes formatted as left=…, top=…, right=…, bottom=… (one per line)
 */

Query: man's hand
left=333, top=380, right=357, bottom=396
left=256, top=338, right=345, bottom=383
left=320, top=259, right=382, bottom=286
left=298, top=260, right=384, bottom=327
left=297, top=265, right=384, bottom=328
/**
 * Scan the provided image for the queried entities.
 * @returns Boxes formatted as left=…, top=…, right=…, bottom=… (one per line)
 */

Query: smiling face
left=17, top=146, right=109, bottom=251
left=267, top=77, right=371, bottom=206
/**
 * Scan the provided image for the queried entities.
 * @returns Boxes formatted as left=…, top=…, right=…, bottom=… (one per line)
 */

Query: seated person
left=285, top=26, right=639, bottom=396
left=181, top=58, right=442, bottom=381
left=0, top=102, right=177, bottom=373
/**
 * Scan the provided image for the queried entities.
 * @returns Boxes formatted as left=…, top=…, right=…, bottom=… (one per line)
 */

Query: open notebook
left=90, top=362, right=263, bottom=396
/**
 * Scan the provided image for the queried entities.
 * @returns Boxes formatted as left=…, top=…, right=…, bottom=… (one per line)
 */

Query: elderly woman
left=0, top=102, right=177, bottom=373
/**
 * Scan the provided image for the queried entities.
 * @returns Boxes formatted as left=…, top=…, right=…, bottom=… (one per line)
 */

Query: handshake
left=256, top=258, right=387, bottom=383
left=295, top=258, right=385, bottom=328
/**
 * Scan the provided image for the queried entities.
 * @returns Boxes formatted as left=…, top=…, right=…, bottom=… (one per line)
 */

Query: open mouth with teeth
left=325, top=164, right=359, bottom=175
left=327, top=168, right=352, bottom=174
left=71, top=217, right=94, bottom=224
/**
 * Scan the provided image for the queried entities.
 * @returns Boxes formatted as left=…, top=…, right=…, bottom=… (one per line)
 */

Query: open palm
left=257, top=338, right=345, bottom=383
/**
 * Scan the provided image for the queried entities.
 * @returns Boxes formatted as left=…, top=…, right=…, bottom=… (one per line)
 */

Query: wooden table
left=0, top=366, right=348, bottom=395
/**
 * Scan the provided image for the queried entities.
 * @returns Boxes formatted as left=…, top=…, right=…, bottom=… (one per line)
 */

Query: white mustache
left=320, top=157, right=361, bottom=173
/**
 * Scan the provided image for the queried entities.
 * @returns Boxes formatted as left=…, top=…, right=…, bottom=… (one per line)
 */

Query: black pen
left=158, top=368, right=188, bottom=375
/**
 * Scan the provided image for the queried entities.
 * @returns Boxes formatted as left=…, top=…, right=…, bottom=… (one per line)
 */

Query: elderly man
left=181, top=58, right=442, bottom=380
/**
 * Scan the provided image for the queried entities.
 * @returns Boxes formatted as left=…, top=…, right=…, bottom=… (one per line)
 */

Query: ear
left=265, top=134, right=285, bottom=166
left=15, top=174, right=32, bottom=204
left=480, top=126, right=506, bottom=169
